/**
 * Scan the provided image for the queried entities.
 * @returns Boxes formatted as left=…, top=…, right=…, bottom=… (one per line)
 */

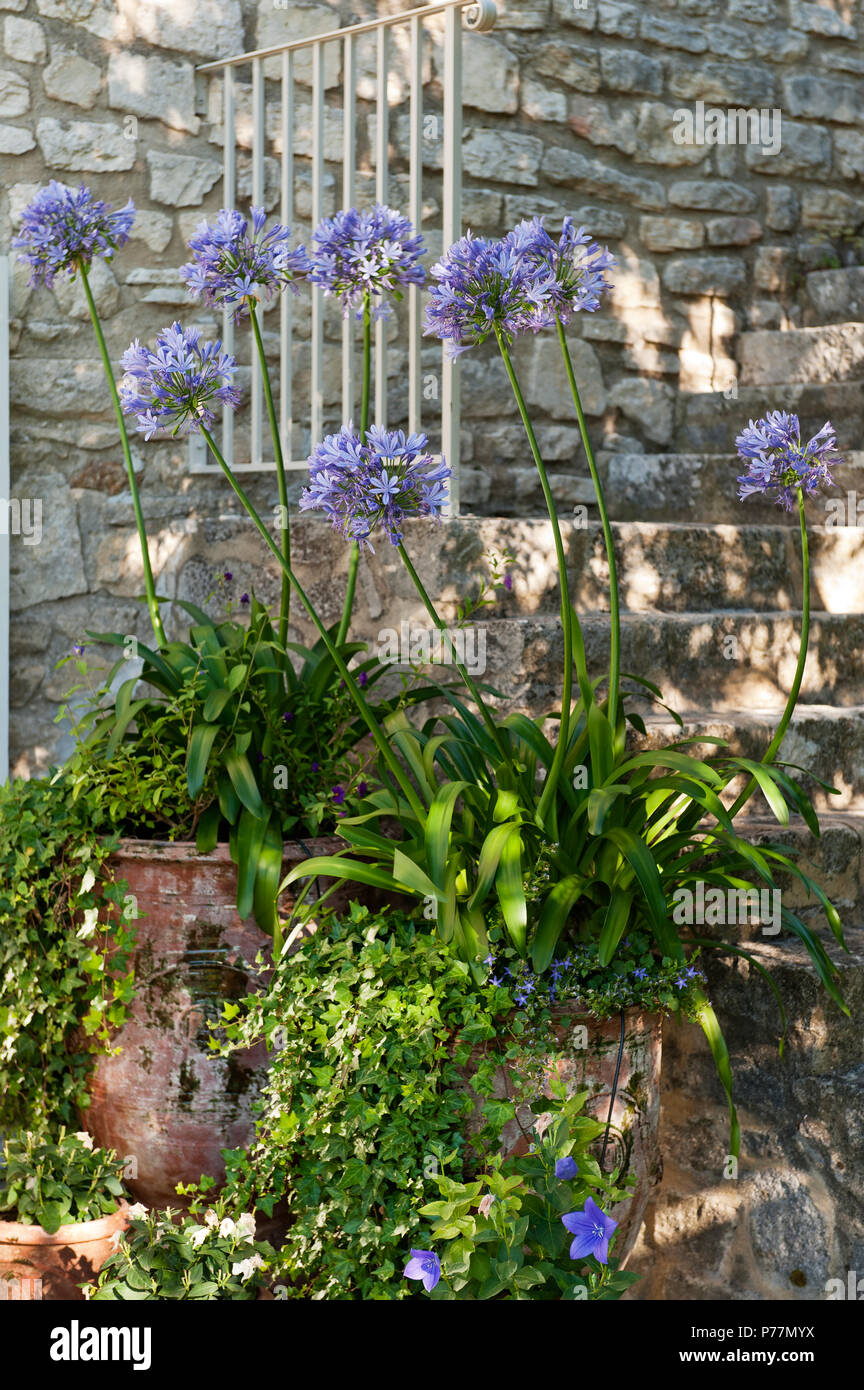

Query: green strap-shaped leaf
left=195, top=802, right=221, bottom=855
left=236, top=808, right=269, bottom=920
left=468, top=821, right=522, bottom=911
left=530, top=875, right=586, bottom=972
left=392, top=847, right=442, bottom=902
left=696, top=998, right=740, bottom=1158
left=425, top=781, right=469, bottom=887
left=225, top=749, right=265, bottom=819
left=253, top=819, right=284, bottom=935
left=598, top=826, right=681, bottom=959
left=202, top=687, right=234, bottom=723
left=279, top=854, right=400, bottom=896
left=495, top=831, right=527, bottom=955
left=598, top=888, right=634, bottom=966
left=188, top=723, right=221, bottom=798
left=586, top=784, right=630, bottom=835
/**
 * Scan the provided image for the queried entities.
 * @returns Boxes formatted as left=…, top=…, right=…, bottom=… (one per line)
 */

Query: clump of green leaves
left=408, top=1093, right=638, bottom=1300
left=214, top=903, right=643, bottom=1300
left=0, top=1129, right=127, bottom=1233
left=0, top=774, right=136, bottom=1135
left=88, top=1198, right=272, bottom=1301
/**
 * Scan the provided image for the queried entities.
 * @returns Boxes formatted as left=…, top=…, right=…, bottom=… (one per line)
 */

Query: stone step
left=738, top=323, right=864, bottom=388
left=482, top=610, right=864, bottom=712
left=635, top=706, right=864, bottom=813
left=736, top=815, right=864, bottom=933
left=596, top=452, right=862, bottom=526
left=806, top=267, right=864, bottom=327
left=676, top=381, right=864, bottom=454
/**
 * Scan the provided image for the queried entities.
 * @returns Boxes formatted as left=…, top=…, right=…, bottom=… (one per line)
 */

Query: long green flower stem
left=556, top=317, right=620, bottom=724
left=396, top=543, right=510, bottom=764
left=495, top=328, right=575, bottom=829
left=79, top=259, right=166, bottom=649
left=336, top=295, right=373, bottom=647
left=248, top=301, right=291, bottom=653
left=199, top=425, right=426, bottom=822
left=727, top=488, right=810, bottom=820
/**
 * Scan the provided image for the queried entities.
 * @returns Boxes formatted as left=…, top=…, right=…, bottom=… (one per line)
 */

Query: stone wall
left=3, top=0, right=862, bottom=766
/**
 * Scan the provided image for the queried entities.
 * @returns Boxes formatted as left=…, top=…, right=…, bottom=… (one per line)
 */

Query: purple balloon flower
left=505, top=216, right=615, bottom=325
left=13, top=180, right=135, bottom=288
left=299, top=425, right=451, bottom=549
left=562, top=1196, right=618, bottom=1266
left=309, top=204, right=426, bottom=318
left=423, top=233, right=553, bottom=358
left=736, top=411, right=841, bottom=511
left=181, top=206, right=311, bottom=321
left=119, top=322, right=240, bottom=439
left=403, top=1248, right=441, bottom=1293
left=555, top=1156, right=579, bottom=1180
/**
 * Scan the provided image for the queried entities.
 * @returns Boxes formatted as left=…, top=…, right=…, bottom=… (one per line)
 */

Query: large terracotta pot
left=0, top=1202, right=129, bottom=1301
left=461, top=1005, right=662, bottom=1264
left=83, top=837, right=352, bottom=1208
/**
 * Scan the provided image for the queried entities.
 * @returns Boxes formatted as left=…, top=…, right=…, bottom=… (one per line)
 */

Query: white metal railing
left=191, top=0, right=499, bottom=515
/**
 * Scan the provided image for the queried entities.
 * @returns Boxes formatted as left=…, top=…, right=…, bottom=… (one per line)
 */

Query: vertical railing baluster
left=342, top=33, right=356, bottom=429
left=375, top=24, right=389, bottom=429
left=441, top=6, right=462, bottom=514
left=311, top=42, right=325, bottom=447
left=251, top=57, right=265, bottom=466
left=222, top=66, right=236, bottom=466
left=408, top=14, right=422, bottom=437
left=281, top=50, right=294, bottom=461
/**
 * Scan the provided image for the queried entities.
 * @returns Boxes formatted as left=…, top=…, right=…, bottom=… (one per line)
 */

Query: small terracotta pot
left=459, top=1005, right=662, bottom=1264
left=0, top=1202, right=129, bottom=1301
left=84, top=837, right=366, bottom=1208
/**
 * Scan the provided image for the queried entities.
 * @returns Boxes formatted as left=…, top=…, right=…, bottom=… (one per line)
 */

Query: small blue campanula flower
left=181, top=206, right=311, bottom=321
left=309, top=205, right=425, bottom=318
left=505, top=216, right=615, bottom=326
left=119, top=323, right=240, bottom=439
left=403, top=1248, right=441, bottom=1293
left=14, top=181, right=135, bottom=288
left=562, top=1196, right=618, bottom=1266
left=299, top=425, right=451, bottom=549
left=736, top=412, right=841, bottom=511
left=423, top=233, right=552, bottom=357
left=555, top=1156, right=579, bottom=1180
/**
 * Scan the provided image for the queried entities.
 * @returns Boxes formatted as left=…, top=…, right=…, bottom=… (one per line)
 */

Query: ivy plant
left=0, top=774, right=136, bottom=1135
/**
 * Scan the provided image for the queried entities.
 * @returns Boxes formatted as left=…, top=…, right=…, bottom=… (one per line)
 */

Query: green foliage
left=412, top=1096, right=639, bottom=1301
left=0, top=1129, right=127, bottom=1233
left=62, top=597, right=434, bottom=934
left=88, top=1198, right=272, bottom=1301
left=213, top=904, right=645, bottom=1300
left=0, top=774, right=136, bottom=1135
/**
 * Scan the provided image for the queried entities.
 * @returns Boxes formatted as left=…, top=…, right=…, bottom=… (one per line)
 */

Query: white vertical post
left=442, top=5, right=462, bottom=514
left=310, top=42, right=325, bottom=447
left=280, top=50, right=294, bottom=460
left=0, top=256, right=9, bottom=780
left=251, top=57, right=265, bottom=466
left=408, top=14, right=423, bottom=437
left=342, top=33, right=356, bottom=428
left=221, top=67, right=236, bottom=466
left=375, top=24, right=389, bottom=429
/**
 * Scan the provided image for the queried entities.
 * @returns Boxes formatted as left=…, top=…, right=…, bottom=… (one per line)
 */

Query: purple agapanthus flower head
left=423, top=232, right=554, bottom=358
left=403, top=1248, right=441, bottom=1293
left=119, top=322, right=240, bottom=440
left=555, top=1156, right=579, bottom=1181
left=299, top=425, right=451, bottom=549
left=309, top=205, right=426, bottom=318
left=736, top=412, right=841, bottom=510
left=562, top=1196, right=618, bottom=1266
left=181, top=207, right=311, bottom=321
left=13, top=181, right=135, bottom=288
left=505, top=216, right=615, bottom=325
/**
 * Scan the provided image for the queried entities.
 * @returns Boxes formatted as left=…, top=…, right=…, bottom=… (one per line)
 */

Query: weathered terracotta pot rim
left=0, top=1201, right=129, bottom=1248
left=109, top=836, right=346, bottom=866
